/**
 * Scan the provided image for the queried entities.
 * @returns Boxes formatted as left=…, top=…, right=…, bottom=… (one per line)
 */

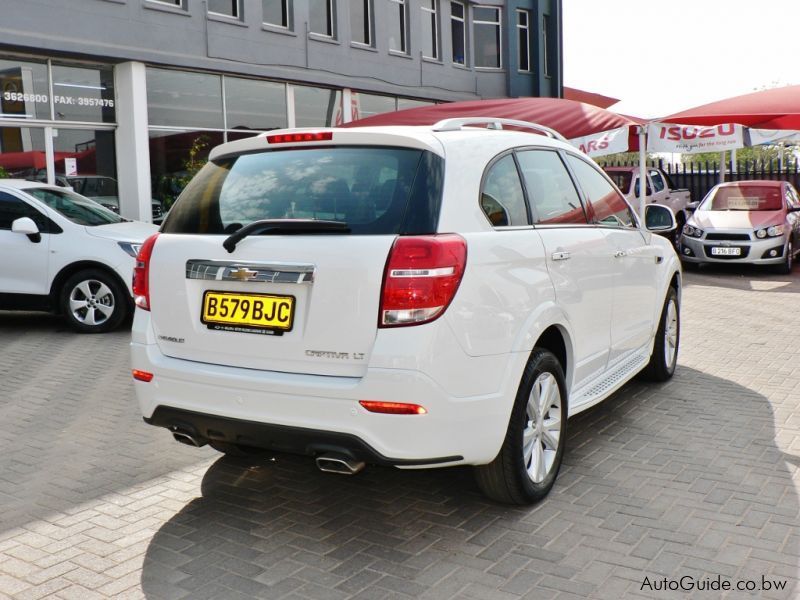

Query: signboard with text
left=569, top=126, right=630, bottom=157
left=647, top=122, right=744, bottom=154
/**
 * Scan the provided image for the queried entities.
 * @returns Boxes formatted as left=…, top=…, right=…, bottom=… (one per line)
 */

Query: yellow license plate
left=201, top=291, right=295, bottom=333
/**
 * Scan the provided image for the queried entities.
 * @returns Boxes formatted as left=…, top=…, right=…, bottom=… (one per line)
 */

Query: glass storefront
left=294, top=85, right=341, bottom=127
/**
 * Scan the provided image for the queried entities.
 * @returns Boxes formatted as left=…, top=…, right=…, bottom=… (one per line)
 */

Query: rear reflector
left=379, top=234, right=467, bottom=327
left=132, top=369, right=154, bottom=382
left=359, top=401, right=427, bottom=415
left=132, top=232, right=159, bottom=311
left=267, top=132, right=333, bottom=144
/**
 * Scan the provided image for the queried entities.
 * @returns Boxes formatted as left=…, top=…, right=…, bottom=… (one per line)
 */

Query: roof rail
left=431, top=117, right=568, bottom=142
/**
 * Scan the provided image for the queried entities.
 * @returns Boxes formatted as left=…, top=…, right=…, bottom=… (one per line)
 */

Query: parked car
left=604, top=166, right=692, bottom=246
left=131, top=119, right=681, bottom=504
left=0, top=179, right=158, bottom=332
left=34, top=173, right=165, bottom=224
left=680, top=180, right=800, bottom=273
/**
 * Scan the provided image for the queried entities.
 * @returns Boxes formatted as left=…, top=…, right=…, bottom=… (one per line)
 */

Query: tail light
left=359, top=401, right=427, bottom=415
left=132, top=233, right=159, bottom=311
left=379, top=234, right=467, bottom=327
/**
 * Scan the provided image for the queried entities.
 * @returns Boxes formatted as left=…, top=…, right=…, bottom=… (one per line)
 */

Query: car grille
left=705, top=233, right=751, bottom=241
left=703, top=245, right=750, bottom=259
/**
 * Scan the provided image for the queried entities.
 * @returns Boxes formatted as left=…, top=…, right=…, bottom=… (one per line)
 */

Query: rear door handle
left=551, top=251, right=571, bottom=261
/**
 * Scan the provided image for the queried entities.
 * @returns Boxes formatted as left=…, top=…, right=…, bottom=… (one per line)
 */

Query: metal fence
left=599, top=159, right=800, bottom=202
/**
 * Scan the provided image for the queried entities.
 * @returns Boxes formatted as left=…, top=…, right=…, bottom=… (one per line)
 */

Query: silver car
left=680, top=180, right=800, bottom=273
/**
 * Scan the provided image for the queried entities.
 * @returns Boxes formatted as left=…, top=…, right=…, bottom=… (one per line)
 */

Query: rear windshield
left=701, top=185, right=783, bottom=211
left=162, top=146, right=444, bottom=235
left=605, top=171, right=632, bottom=193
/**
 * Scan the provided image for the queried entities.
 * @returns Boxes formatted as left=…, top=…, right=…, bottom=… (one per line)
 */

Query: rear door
left=515, top=149, right=615, bottom=388
left=149, top=143, right=443, bottom=378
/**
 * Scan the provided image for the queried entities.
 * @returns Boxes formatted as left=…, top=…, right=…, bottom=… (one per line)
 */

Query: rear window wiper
left=223, top=219, right=350, bottom=253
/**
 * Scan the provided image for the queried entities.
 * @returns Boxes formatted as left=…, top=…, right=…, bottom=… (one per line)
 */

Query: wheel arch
left=531, top=323, right=574, bottom=399
left=50, top=261, right=132, bottom=314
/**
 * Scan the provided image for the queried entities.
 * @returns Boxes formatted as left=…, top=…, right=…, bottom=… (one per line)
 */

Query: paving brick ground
left=1, top=266, right=798, bottom=599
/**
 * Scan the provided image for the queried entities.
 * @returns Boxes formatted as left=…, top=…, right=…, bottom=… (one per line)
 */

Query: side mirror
left=12, top=217, right=41, bottom=243
left=685, top=201, right=699, bottom=213
left=645, top=204, right=676, bottom=232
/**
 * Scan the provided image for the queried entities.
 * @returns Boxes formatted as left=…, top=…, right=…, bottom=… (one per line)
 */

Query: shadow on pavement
left=0, top=314, right=213, bottom=534
left=141, top=367, right=798, bottom=599
left=682, top=263, right=800, bottom=294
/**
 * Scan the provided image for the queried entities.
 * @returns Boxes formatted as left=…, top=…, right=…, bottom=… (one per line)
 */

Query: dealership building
left=0, top=0, right=563, bottom=221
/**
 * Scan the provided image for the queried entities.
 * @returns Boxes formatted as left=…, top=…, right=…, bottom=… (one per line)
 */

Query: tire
left=672, top=213, right=686, bottom=249
left=474, top=349, right=567, bottom=505
left=640, top=286, right=679, bottom=382
left=60, top=269, right=129, bottom=333
left=777, top=241, right=793, bottom=275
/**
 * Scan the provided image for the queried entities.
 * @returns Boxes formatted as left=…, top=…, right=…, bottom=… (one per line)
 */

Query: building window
left=350, top=0, right=372, bottom=45
left=207, top=0, right=240, bottom=18
left=149, top=0, right=183, bottom=6
left=293, top=85, right=341, bottom=127
left=516, top=9, right=530, bottom=72
left=310, top=0, right=334, bottom=37
left=543, top=13, right=552, bottom=77
left=421, top=0, right=439, bottom=60
left=263, top=0, right=291, bottom=28
left=473, top=6, right=501, bottom=68
left=450, top=2, right=466, bottom=65
left=387, top=0, right=408, bottom=54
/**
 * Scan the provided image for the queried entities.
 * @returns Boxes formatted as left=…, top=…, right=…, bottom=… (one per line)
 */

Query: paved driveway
left=1, top=268, right=798, bottom=599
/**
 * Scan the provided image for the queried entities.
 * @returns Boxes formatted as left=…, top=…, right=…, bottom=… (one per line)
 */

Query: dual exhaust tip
left=171, top=428, right=365, bottom=475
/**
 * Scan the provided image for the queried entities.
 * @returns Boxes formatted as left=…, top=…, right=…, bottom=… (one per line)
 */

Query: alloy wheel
left=664, top=297, right=678, bottom=370
left=522, top=372, right=562, bottom=483
left=69, top=279, right=115, bottom=326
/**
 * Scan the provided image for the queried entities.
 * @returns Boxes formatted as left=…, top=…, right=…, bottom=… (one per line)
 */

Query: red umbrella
left=662, top=85, right=800, bottom=129
left=344, top=97, right=641, bottom=143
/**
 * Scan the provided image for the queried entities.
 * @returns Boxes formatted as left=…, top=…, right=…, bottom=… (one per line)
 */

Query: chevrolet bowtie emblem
left=229, top=267, right=258, bottom=281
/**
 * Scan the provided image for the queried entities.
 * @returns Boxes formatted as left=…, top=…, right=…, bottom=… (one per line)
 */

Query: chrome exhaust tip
left=172, top=429, right=207, bottom=447
left=315, top=453, right=365, bottom=475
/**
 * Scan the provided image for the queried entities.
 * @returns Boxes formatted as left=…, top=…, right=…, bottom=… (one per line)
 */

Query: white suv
left=0, top=180, right=157, bottom=332
left=131, top=119, right=681, bottom=504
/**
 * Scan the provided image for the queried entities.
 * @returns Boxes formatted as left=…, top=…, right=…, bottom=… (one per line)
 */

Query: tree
left=681, top=145, right=798, bottom=169
left=0, top=166, right=8, bottom=179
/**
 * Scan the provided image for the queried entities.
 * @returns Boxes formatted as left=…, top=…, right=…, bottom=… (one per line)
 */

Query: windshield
left=162, top=146, right=444, bottom=235
left=700, top=185, right=783, bottom=211
left=605, top=171, right=632, bottom=193
left=26, top=187, right=124, bottom=226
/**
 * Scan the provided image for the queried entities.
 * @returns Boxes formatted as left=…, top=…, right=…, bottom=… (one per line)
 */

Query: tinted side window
left=516, top=150, right=587, bottom=225
left=480, top=155, right=528, bottom=227
left=566, top=155, right=635, bottom=228
left=648, top=169, right=666, bottom=192
left=0, top=192, right=50, bottom=232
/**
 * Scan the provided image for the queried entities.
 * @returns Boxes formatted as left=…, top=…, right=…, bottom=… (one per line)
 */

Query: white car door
left=516, top=149, right=615, bottom=388
left=0, top=191, right=51, bottom=295
left=565, top=156, right=660, bottom=364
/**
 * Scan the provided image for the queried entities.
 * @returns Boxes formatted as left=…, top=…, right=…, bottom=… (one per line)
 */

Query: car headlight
left=118, top=241, right=143, bottom=258
left=755, top=225, right=785, bottom=238
left=683, top=224, right=703, bottom=238
left=767, top=225, right=785, bottom=237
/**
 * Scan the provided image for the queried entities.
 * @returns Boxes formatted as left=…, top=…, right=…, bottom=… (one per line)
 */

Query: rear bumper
left=145, top=406, right=461, bottom=466
left=131, top=331, right=515, bottom=467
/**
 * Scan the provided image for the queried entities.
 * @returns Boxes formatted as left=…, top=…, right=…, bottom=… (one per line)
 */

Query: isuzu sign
left=569, top=126, right=630, bottom=157
left=647, top=122, right=744, bottom=154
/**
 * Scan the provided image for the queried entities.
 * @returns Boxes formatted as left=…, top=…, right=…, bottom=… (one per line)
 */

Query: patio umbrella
left=344, top=97, right=642, bottom=152
left=661, top=85, right=800, bottom=129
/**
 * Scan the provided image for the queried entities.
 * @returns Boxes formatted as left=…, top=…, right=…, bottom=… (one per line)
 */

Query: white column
left=114, top=62, right=152, bottom=223
left=44, top=126, right=55, bottom=185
